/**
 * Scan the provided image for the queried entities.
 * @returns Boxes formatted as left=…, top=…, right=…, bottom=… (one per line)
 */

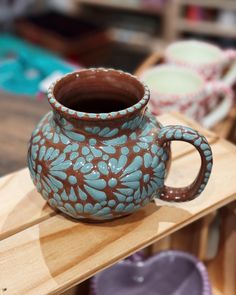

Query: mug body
left=27, top=69, right=171, bottom=221
left=140, top=65, right=209, bottom=122
left=165, top=40, right=226, bottom=81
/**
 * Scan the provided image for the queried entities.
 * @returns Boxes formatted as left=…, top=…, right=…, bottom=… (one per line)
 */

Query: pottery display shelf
left=0, top=112, right=235, bottom=295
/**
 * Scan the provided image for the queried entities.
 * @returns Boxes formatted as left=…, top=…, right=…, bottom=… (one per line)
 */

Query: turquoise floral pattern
left=28, top=109, right=167, bottom=220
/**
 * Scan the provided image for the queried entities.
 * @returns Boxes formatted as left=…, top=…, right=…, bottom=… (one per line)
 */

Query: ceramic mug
left=28, top=68, right=213, bottom=221
left=165, top=39, right=236, bottom=85
left=92, top=250, right=212, bottom=295
left=140, top=65, right=233, bottom=128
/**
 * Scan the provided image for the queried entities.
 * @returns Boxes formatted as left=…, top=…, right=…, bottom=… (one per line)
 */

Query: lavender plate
left=92, top=250, right=211, bottom=295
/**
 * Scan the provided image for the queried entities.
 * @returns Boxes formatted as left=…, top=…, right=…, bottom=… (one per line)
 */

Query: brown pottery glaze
left=28, top=68, right=213, bottom=221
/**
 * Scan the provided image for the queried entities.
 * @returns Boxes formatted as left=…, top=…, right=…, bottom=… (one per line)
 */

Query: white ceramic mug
left=140, top=65, right=233, bottom=128
left=165, top=40, right=236, bottom=85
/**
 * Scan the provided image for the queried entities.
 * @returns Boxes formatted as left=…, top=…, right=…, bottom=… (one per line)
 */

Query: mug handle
left=201, top=81, right=234, bottom=128
left=222, top=49, right=236, bottom=86
left=158, top=125, right=213, bottom=202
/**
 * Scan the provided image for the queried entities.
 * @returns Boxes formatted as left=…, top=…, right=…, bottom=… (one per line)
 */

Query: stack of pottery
left=140, top=40, right=236, bottom=128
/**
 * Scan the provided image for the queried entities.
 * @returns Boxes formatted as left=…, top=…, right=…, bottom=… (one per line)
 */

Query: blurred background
left=1, top=0, right=236, bottom=176
left=0, top=2, right=236, bottom=295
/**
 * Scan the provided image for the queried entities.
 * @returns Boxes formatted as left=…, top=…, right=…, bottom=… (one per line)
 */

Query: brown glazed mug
left=28, top=68, right=213, bottom=221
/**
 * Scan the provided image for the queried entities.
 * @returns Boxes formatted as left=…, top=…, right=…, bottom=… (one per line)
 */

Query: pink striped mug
left=165, top=40, right=236, bottom=85
left=140, top=65, right=233, bottom=128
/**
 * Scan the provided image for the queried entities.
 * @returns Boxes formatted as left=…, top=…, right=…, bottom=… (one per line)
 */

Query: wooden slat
left=0, top=113, right=217, bottom=241
left=0, top=168, right=55, bottom=240
left=0, top=139, right=235, bottom=295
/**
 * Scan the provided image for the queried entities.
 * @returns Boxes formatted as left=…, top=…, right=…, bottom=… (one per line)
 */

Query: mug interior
left=167, top=41, right=222, bottom=65
left=53, top=69, right=145, bottom=114
left=142, top=66, right=203, bottom=96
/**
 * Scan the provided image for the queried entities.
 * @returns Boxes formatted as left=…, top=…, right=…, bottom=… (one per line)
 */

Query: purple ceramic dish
left=91, top=250, right=212, bottom=295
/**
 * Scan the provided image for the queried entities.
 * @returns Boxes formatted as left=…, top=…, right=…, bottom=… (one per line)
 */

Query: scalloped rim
left=47, top=68, right=150, bottom=121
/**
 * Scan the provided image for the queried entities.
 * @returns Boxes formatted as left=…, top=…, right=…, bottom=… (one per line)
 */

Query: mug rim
left=140, top=64, right=206, bottom=104
left=48, top=68, right=150, bottom=121
left=165, top=39, right=224, bottom=68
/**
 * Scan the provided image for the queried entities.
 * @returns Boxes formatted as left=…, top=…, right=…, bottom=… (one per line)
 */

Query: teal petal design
left=80, top=163, right=93, bottom=174
left=65, top=131, right=85, bottom=142
left=32, top=135, right=41, bottom=143
left=73, top=157, right=86, bottom=170
left=50, top=170, right=67, bottom=180
left=144, top=153, right=152, bottom=168
left=194, top=138, right=202, bottom=146
left=123, top=181, right=140, bottom=189
left=64, top=203, right=77, bottom=216
left=84, top=203, right=94, bottom=213
left=51, top=160, right=71, bottom=171
left=61, top=190, right=69, bottom=201
left=117, top=188, right=133, bottom=196
left=122, top=156, right=143, bottom=176
left=183, top=133, right=197, bottom=141
left=90, top=146, right=103, bottom=157
left=100, top=146, right=116, bottom=154
left=174, top=130, right=182, bottom=139
left=137, top=142, right=149, bottom=149
left=42, top=179, right=51, bottom=193
left=49, top=149, right=60, bottom=161
left=44, top=147, right=54, bottom=160
left=98, top=161, right=109, bottom=175
left=124, top=203, right=135, bottom=212
left=78, top=187, right=87, bottom=200
left=47, top=175, right=63, bottom=191
left=121, top=171, right=142, bottom=182
left=151, top=156, right=159, bottom=168
left=75, top=203, right=83, bottom=213
left=70, top=152, right=79, bottom=161
left=60, top=134, right=70, bottom=145
left=115, top=203, right=125, bottom=212
left=84, top=171, right=100, bottom=180
left=93, top=207, right=111, bottom=216
left=39, top=146, right=46, bottom=161
left=84, top=179, right=106, bottom=190
left=53, top=133, right=59, bottom=143
left=68, top=187, right=77, bottom=202
left=104, top=135, right=127, bottom=146
left=51, top=152, right=65, bottom=165
left=114, top=193, right=126, bottom=202
left=82, top=147, right=90, bottom=155
left=140, top=135, right=153, bottom=143
left=84, top=185, right=107, bottom=201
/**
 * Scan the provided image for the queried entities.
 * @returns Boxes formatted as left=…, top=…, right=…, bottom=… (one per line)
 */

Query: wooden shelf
left=76, top=0, right=163, bottom=15
left=177, top=0, right=236, bottom=11
left=178, top=19, right=236, bottom=38
left=0, top=112, right=236, bottom=294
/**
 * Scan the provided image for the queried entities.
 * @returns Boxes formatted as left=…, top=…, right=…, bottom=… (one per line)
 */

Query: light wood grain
left=0, top=135, right=235, bottom=295
left=0, top=168, right=55, bottom=240
left=207, top=203, right=236, bottom=295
